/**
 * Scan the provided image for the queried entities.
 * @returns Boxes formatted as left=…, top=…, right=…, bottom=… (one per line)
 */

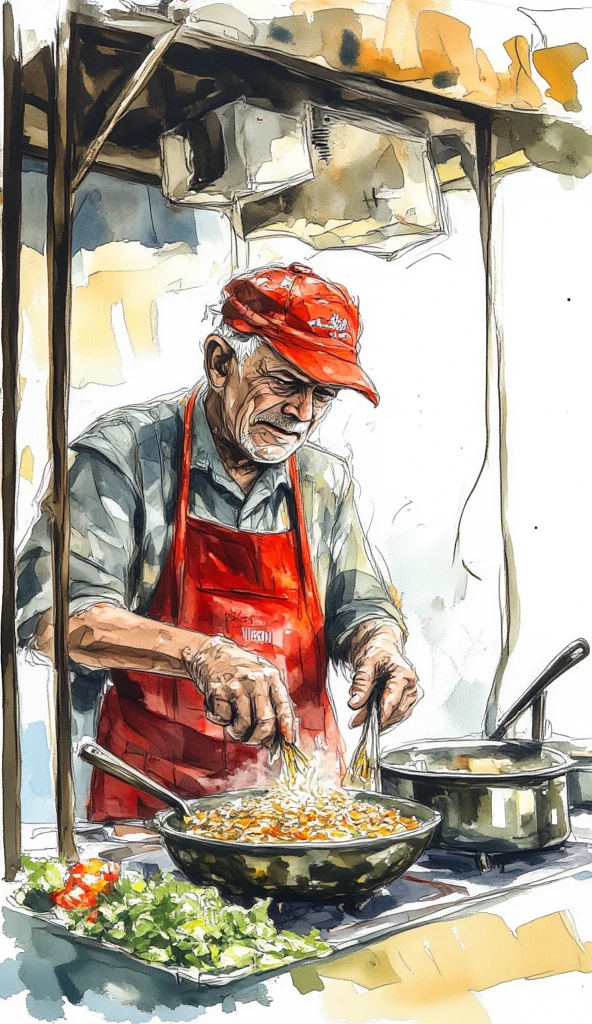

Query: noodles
left=183, top=786, right=419, bottom=843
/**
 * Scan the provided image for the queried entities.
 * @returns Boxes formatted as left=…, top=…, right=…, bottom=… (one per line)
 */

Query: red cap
left=220, top=263, right=379, bottom=405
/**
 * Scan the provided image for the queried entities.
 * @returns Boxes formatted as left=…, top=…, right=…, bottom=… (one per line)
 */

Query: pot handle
left=488, top=638, right=590, bottom=741
left=77, top=738, right=193, bottom=819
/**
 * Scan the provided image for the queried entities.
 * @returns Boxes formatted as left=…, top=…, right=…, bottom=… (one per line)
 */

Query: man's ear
left=204, top=334, right=235, bottom=390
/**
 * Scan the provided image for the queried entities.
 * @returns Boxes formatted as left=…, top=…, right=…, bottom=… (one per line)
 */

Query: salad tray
left=5, top=893, right=332, bottom=988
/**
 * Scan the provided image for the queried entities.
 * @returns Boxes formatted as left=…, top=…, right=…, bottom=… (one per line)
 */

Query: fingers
left=245, top=691, right=278, bottom=748
left=348, top=662, right=375, bottom=712
left=268, top=672, right=296, bottom=744
left=202, top=683, right=234, bottom=726
left=205, top=665, right=293, bottom=746
left=225, top=688, right=254, bottom=742
left=349, top=661, right=419, bottom=729
left=380, top=671, right=417, bottom=728
left=191, top=640, right=296, bottom=747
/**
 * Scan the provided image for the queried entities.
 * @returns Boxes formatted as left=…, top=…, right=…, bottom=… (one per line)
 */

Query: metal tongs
left=342, top=688, right=382, bottom=793
left=270, top=736, right=312, bottom=788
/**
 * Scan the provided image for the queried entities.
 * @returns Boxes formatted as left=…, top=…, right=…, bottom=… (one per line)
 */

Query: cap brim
left=269, top=338, right=379, bottom=406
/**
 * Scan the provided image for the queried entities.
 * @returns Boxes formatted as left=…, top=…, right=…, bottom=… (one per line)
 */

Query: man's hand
left=346, top=620, right=420, bottom=731
left=183, top=635, right=296, bottom=747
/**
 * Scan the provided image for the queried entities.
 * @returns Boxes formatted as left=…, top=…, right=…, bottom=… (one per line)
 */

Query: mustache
left=251, top=411, right=309, bottom=436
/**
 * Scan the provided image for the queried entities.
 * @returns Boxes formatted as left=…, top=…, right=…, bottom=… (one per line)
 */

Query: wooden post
left=1, top=0, right=24, bottom=882
left=46, top=9, right=76, bottom=861
left=474, top=116, right=517, bottom=736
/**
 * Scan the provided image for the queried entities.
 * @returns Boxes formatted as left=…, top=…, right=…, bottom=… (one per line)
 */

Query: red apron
left=89, top=387, right=344, bottom=820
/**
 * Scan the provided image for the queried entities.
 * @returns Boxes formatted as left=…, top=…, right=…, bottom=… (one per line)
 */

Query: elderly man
left=17, top=262, right=419, bottom=820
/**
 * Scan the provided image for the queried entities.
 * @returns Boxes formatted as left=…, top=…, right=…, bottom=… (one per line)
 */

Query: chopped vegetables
left=49, top=859, right=121, bottom=912
left=15, top=857, right=331, bottom=976
left=183, top=787, right=419, bottom=843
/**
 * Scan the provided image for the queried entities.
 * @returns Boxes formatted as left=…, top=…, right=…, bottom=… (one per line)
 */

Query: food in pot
left=403, top=753, right=548, bottom=775
left=183, top=787, right=419, bottom=843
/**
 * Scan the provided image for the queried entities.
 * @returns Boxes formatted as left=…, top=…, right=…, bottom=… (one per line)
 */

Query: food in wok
left=183, top=785, right=420, bottom=843
left=78, top=738, right=441, bottom=899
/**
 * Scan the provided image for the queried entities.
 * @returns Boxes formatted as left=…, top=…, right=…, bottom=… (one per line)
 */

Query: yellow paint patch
left=17, top=374, right=27, bottom=413
left=533, top=43, right=588, bottom=113
left=19, top=445, right=34, bottom=482
left=436, top=155, right=464, bottom=184
left=498, top=36, right=543, bottom=110
left=388, top=583, right=404, bottom=614
left=20, top=246, right=49, bottom=371
left=293, top=908, right=592, bottom=1023
left=494, top=150, right=530, bottom=174
left=70, top=242, right=210, bottom=388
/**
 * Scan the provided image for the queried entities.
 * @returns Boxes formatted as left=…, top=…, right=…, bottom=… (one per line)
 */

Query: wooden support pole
left=475, top=116, right=517, bottom=736
left=1, top=0, right=24, bottom=882
left=46, top=10, right=76, bottom=861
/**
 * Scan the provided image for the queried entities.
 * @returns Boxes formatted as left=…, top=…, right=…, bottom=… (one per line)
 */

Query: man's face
left=206, top=338, right=339, bottom=463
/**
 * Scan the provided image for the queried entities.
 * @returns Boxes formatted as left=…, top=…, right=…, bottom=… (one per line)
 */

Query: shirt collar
left=190, top=386, right=291, bottom=506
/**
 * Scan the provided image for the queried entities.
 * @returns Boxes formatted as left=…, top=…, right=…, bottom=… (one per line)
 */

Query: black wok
left=78, top=739, right=441, bottom=901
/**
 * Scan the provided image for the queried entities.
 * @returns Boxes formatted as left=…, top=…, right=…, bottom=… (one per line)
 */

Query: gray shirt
left=16, top=387, right=405, bottom=666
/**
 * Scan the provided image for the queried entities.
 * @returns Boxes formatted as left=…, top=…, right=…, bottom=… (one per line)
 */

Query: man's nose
left=283, top=388, right=314, bottom=421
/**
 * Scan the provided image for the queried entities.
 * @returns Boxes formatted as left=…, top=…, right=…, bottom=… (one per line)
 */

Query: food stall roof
left=20, top=5, right=584, bottom=189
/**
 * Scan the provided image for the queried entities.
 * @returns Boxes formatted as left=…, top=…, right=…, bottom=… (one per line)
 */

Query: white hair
left=210, top=319, right=264, bottom=367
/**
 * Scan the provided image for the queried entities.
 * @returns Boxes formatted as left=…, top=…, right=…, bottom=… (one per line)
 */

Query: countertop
left=2, top=815, right=592, bottom=1023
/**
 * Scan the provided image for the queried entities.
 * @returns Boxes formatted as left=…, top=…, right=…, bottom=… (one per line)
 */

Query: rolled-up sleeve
left=324, top=470, right=406, bottom=660
left=16, top=445, right=140, bottom=649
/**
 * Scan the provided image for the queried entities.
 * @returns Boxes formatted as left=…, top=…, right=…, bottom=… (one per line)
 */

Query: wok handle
left=488, top=638, right=590, bottom=741
left=77, top=738, right=193, bottom=819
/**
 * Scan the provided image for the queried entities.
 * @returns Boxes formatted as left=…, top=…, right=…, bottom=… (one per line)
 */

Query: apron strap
left=288, top=454, right=325, bottom=637
left=171, top=385, right=201, bottom=622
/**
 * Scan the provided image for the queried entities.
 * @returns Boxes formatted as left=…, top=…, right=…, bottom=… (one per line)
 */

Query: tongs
left=270, top=736, right=312, bottom=788
left=342, top=688, right=382, bottom=793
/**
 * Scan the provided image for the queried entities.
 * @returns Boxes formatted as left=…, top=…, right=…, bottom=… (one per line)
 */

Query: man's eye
left=270, top=377, right=297, bottom=393
left=314, top=389, right=337, bottom=404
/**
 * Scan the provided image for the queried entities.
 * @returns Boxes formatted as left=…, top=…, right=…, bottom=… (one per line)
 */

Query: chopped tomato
left=66, top=860, right=120, bottom=893
left=100, top=862, right=120, bottom=883
left=51, top=886, right=98, bottom=911
left=86, top=909, right=99, bottom=924
left=49, top=859, right=120, bottom=912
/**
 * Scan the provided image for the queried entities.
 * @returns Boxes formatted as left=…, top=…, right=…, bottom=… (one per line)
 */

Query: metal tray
left=4, top=894, right=333, bottom=988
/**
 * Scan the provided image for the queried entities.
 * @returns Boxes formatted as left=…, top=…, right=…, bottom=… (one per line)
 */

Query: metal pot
left=381, top=639, right=589, bottom=853
left=78, top=739, right=441, bottom=901
left=381, top=738, right=573, bottom=853
left=543, top=738, right=592, bottom=810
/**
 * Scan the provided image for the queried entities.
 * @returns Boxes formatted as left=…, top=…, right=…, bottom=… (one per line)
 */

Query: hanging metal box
left=159, top=97, right=313, bottom=208
left=242, top=104, right=449, bottom=257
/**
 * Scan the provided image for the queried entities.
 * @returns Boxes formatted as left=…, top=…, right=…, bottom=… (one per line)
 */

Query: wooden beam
left=71, top=23, right=181, bottom=191
left=46, top=10, right=76, bottom=862
left=1, top=0, right=24, bottom=882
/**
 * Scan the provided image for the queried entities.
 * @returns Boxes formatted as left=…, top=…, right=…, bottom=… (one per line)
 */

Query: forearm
left=34, top=603, right=296, bottom=745
left=35, top=603, right=210, bottom=677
